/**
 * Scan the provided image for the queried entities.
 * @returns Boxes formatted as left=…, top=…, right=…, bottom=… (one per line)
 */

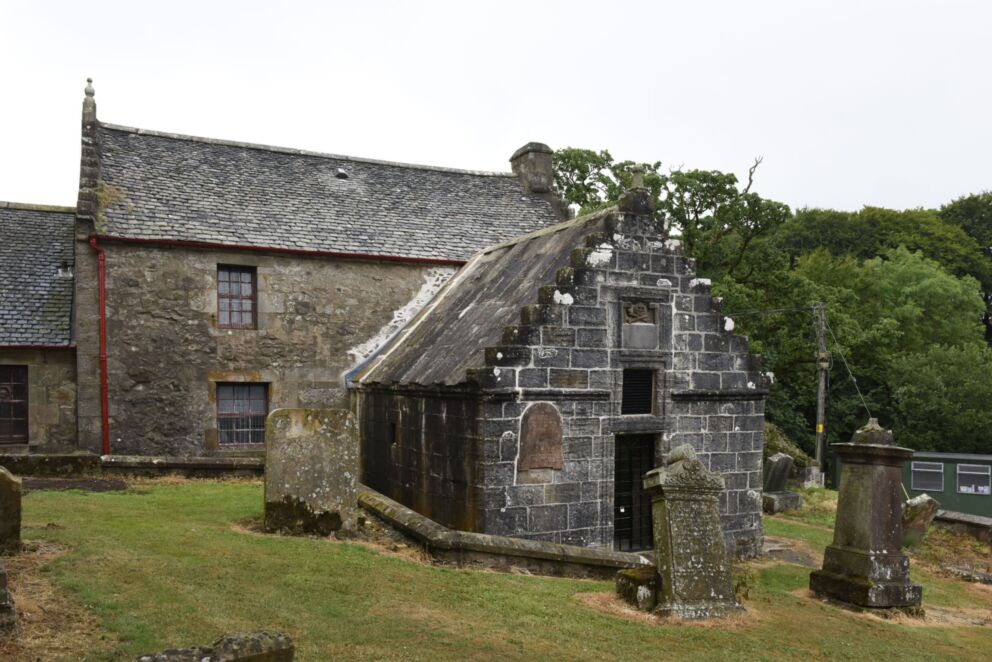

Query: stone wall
left=78, top=240, right=451, bottom=456
left=74, top=219, right=103, bottom=453
left=359, top=388, right=483, bottom=532
left=472, top=209, right=766, bottom=558
left=0, top=348, right=77, bottom=450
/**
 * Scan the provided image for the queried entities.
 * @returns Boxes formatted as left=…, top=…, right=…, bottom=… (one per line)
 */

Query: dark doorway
left=614, top=433, right=655, bottom=551
left=0, top=366, right=28, bottom=444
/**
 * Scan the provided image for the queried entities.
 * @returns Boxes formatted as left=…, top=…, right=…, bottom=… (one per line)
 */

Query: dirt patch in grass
left=22, top=477, right=129, bottom=494
left=574, top=592, right=758, bottom=629
left=0, top=541, right=117, bottom=661
left=793, top=588, right=991, bottom=628
left=911, top=527, right=992, bottom=578
left=230, top=517, right=437, bottom=567
left=127, top=475, right=263, bottom=487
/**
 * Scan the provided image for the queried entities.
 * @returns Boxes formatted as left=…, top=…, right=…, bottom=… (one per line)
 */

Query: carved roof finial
left=82, top=77, right=97, bottom=124
left=631, top=164, right=645, bottom=189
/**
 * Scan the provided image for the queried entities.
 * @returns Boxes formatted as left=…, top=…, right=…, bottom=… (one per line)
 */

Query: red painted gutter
left=92, top=235, right=468, bottom=267
left=0, top=345, right=75, bottom=351
left=89, top=237, right=111, bottom=455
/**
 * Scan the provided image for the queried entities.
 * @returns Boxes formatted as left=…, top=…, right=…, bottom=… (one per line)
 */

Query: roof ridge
left=98, top=122, right=518, bottom=178
left=479, top=206, right=618, bottom=255
left=0, top=201, right=76, bottom=214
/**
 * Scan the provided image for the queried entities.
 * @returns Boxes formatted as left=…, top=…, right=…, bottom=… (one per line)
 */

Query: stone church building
left=0, top=81, right=766, bottom=556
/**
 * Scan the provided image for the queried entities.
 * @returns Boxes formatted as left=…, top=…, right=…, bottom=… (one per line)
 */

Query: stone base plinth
left=762, top=491, right=803, bottom=514
left=654, top=601, right=744, bottom=620
left=615, top=566, right=657, bottom=611
left=809, top=568, right=922, bottom=608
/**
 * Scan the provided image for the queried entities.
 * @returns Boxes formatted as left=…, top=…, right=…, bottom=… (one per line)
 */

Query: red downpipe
left=89, top=237, right=111, bottom=455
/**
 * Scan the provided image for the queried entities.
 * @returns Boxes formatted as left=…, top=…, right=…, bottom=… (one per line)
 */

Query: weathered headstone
left=264, top=409, right=358, bottom=535
left=763, top=453, right=793, bottom=492
left=640, top=444, right=742, bottom=619
left=0, top=560, right=15, bottom=636
left=809, top=419, right=922, bottom=610
left=762, top=453, right=803, bottom=514
left=0, top=467, right=22, bottom=553
left=133, top=630, right=294, bottom=661
left=902, top=493, right=940, bottom=547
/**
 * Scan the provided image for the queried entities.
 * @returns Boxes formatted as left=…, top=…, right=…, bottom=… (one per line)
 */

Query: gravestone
left=133, top=630, right=294, bottom=661
left=809, top=419, right=922, bottom=610
left=641, top=444, right=742, bottom=619
left=762, top=453, right=803, bottom=514
left=902, top=493, right=940, bottom=547
left=0, top=560, right=15, bottom=636
left=0, top=467, right=22, bottom=553
left=517, top=402, right=564, bottom=472
left=264, top=409, right=358, bottom=535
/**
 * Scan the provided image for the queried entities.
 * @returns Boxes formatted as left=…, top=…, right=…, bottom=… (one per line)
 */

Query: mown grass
left=19, top=481, right=992, bottom=661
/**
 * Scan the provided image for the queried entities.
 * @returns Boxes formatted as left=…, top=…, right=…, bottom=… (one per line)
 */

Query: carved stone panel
left=517, top=402, right=564, bottom=472
left=623, top=301, right=655, bottom=325
left=622, top=301, right=659, bottom=350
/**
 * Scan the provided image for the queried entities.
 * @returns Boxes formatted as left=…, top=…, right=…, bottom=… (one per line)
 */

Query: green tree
left=889, top=344, right=992, bottom=453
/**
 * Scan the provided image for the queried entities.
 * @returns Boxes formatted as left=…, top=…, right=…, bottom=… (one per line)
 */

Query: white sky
left=1, top=0, right=990, bottom=212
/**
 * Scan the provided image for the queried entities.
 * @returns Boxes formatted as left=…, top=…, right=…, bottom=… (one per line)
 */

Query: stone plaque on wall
left=517, top=402, right=564, bottom=471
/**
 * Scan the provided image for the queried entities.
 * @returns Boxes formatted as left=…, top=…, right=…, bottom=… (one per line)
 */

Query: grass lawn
left=4, top=480, right=991, bottom=661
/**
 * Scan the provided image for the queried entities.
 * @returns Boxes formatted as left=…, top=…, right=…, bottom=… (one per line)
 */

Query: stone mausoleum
left=357, top=184, right=768, bottom=557
left=1, top=81, right=767, bottom=557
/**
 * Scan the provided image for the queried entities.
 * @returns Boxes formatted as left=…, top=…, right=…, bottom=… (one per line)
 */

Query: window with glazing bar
left=957, top=464, right=991, bottom=495
left=218, top=265, right=257, bottom=329
left=910, top=461, right=943, bottom=492
left=216, top=383, right=267, bottom=444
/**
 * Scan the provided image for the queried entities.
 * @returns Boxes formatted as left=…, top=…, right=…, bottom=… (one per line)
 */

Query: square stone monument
left=809, top=419, right=922, bottom=609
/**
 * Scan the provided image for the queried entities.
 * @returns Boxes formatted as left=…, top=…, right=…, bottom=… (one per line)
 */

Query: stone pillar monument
left=809, top=419, right=922, bottom=609
left=643, top=445, right=742, bottom=619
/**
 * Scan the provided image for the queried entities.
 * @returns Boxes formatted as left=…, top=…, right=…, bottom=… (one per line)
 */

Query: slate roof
left=0, top=203, right=75, bottom=346
left=95, top=124, right=562, bottom=261
left=359, top=210, right=613, bottom=386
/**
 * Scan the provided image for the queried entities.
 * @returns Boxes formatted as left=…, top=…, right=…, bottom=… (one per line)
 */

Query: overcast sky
left=1, top=0, right=990, bottom=212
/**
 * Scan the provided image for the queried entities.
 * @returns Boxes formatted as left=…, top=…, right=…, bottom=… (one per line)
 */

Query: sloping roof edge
left=355, top=206, right=619, bottom=386
left=0, top=201, right=76, bottom=214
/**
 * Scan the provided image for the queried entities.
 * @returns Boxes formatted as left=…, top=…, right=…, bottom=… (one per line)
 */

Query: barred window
left=957, top=464, right=991, bottom=496
left=621, top=369, right=655, bottom=415
left=217, top=383, right=267, bottom=444
left=910, top=461, right=943, bottom=492
left=218, top=266, right=257, bottom=329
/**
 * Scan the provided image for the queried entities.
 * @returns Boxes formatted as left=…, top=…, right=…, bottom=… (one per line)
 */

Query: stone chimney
left=509, top=142, right=555, bottom=194
left=77, top=78, right=100, bottom=221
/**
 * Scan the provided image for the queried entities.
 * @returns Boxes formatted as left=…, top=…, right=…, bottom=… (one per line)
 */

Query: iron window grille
left=216, top=383, right=268, bottom=445
left=910, top=461, right=943, bottom=492
left=956, top=464, right=991, bottom=496
left=0, top=365, right=28, bottom=444
left=621, top=369, right=655, bottom=415
left=218, top=265, right=257, bottom=329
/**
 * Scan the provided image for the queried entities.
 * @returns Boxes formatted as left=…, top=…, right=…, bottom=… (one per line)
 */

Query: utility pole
left=814, top=303, right=830, bottom=484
